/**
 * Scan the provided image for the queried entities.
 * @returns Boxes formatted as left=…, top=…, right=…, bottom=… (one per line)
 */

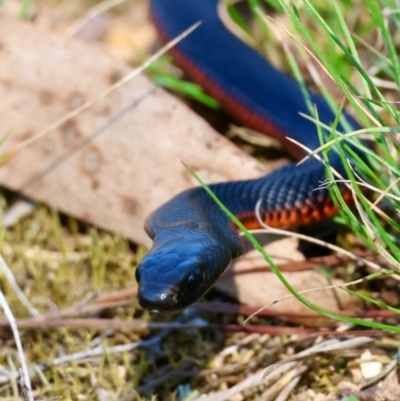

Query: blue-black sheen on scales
left=134, top=0, right=361, bottom=312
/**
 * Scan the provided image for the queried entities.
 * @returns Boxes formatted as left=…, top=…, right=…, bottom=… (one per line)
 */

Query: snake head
left=135, top=237, right=232, bottom=312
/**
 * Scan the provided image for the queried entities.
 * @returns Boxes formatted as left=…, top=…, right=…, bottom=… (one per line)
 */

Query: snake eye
left=135, top=267, right=141, bottom=284
left=186, top=268, right=205, bottom=290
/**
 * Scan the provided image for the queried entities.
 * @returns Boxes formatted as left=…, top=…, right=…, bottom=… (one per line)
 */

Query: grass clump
left=202, top=0, right=400, bottom=331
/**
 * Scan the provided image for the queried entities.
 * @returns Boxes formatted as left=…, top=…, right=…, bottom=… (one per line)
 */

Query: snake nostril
left=138, top=291, right=161, bottom=310
left=138, top=283, right=179, bottom=312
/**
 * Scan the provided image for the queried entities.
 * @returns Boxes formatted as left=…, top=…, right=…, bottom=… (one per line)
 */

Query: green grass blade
left=153, top=75, right=220, bottom=109
left=365, top=0, right=400, bottom=89
left=19, top=0, right=34, bottom=19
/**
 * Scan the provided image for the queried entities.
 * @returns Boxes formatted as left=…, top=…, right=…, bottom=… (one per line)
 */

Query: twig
left=0, top=290, right=34, bottom=401
left=222, top=250, right=378, bottom=275
left=195, top=301, right=398, bottom=319
left=243, top=274, right=366, bottom=324
left=274, top=367, right=306, bottom=401
left=259, top=365, right=307, bottom=401
left=0, top=255, right=39, bottom=317
left=66, top=0, right=128, bottom=37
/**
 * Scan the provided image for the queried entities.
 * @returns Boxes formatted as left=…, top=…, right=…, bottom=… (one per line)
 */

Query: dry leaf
left=216, top=237, right=361, bottom=326
left=360, top=350, right=383, bottom=380
left=0, top=15, right=266, bottom=246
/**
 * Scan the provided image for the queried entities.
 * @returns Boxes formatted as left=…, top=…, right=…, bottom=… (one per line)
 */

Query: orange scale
left=342, top=190, right=353, bottom=202
left=299, top=205, right=311, bottom=216
left=322, top=203, right=337, bottom=217
left=288, top=208, right=302, bottom=226
left=310, top=208, right=323, bottom=221
left=262, top=212, right=272, bottom=227
left=279, top=209, right=292, bottom=227
left=275, top=212, right=285, bottom=226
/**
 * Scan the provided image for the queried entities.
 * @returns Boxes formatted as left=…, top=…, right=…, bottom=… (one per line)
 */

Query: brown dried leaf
left=216, top=237, right=361, bottom=326
left=0, top=15, right=266, bottom=246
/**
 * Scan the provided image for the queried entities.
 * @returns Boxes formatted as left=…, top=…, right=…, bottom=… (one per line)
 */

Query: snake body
left=135, top=0, right=361, bottom=312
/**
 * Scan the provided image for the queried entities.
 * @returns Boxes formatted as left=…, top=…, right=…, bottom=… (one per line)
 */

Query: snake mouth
left=138, top=283, right=180, bottom=313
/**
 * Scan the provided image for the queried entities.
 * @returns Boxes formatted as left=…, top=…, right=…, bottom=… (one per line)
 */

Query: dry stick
left=373, top=175, right=400, bottom=205
left=195, top=301, right=397, bottom=319
left=224, top=251, right=378, bottom=275
left=49, top=327, right=170, bottom=367
left=5, top=21, right=202, bottom=162
left=0, top=290, right=34, bottom=401
left=0, top=255, right=39, bottom=317
left=66, top=0, right=128, bottom=36
left=217, top=0, right=256, bottom=47
left=0, top=300, right=395, bottom=330
left=371, top=76, right=399, bottom=90
left=273, top=368, right=305, bottom=401
left=11, top=299, right=137, bottom=325
left=259, top=365, right=307, bottom=401
left=0, top=287, right=138, bottom=329
left=1, top=315, right=384, bottom=336
left=243, top=273, right=368, bottom=324
left=352, top=32, right=387, bottom=62
left=0, top=284, right=392, bottom=330
left=226, top=125, right=282, bottom=148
